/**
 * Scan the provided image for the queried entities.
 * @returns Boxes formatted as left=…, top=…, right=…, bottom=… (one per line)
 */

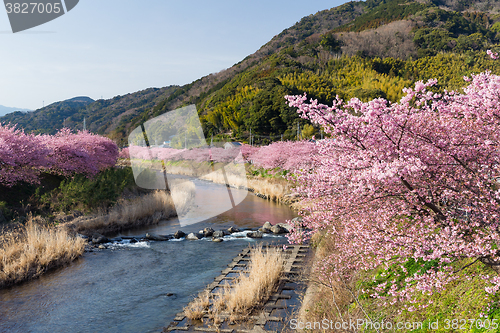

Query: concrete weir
left=164, top=244, right=311, bottom=333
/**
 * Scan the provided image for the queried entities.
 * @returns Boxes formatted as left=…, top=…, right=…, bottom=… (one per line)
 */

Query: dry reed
left=247, top=178, right=288, bottom=201
left=184, top=245, right=285, bottom=324
left=296, top=231, right=364, bottom=332
left=201, top=170, right=289, bottom=202
left=184, top=290, right=211, bottom=321
left=225, top=246, right=285, bottom=320
left=0, top=216, right=86, bottom=288
left=68, top=181, right=195, bottom=235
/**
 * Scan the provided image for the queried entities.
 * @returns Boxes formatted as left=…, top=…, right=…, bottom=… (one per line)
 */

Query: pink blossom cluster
left=248, top=140, right=319, bottom=172
left=240, top=143, right=259, bottom=161
left=487, top=49, right=499, bottom=60
left=285, top=62, right=500, bottom=305
left=0, top=124, right=51, bottom=185
left=118, top=148, right=130, bottom=159
left=125, top=145, right=242, bottom=164
left=0, top=125, right=118, bottom=186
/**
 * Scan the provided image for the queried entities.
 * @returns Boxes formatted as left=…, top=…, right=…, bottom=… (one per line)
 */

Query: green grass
left=38, top=167, right=136, bottom=213
left=356, top=258, right=500, bottom=332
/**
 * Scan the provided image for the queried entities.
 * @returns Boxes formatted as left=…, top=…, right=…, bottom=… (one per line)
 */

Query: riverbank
left=65, top=181, right=195, bottom=236
left=237, top=175, right=500, bottom=331
left=288, top=208, right=500, bottom=332
left=118, top=159, right=296, bottom=204
left=0, top=163, right=297, bottom=289
left=0, top=216, right=86, bottom=289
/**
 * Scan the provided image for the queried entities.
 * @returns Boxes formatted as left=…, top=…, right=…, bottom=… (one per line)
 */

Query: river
left=0, top=178, right=297, bottom=333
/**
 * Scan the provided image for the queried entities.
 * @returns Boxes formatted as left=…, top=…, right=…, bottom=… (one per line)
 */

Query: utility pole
left=83, top=117, right=86, bottom=131
left=281, top=134, right=283, bottom=141
left=185, top=132, right=187, bottom=149
left=297, top=122, right=300, bottom=141
left=250, top=128, right=252, bottom=146
left=321, top=130, right=323, bottom=140
left=210, top=134, right=213, bottom=147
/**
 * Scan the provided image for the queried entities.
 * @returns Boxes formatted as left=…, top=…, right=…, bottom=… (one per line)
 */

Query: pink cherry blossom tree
left=248, top=140, right=318, bottom=172
left=41, top=129, right=118, bottom=177
left=0, top=125, right=118, bottom=186
left=0, top=124, right=51, bottom=186
left=285, top=53, right=500, bottom=308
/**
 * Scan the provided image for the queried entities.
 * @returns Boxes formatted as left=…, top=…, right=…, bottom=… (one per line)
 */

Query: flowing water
left=0, top=178, right=297, bottom=333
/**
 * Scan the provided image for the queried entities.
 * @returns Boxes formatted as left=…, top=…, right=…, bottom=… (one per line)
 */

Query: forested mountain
left=122, top=0, right=500, bottom=145
left=1, top=97, right=94, bottom=134
left=3, top=0, right=500, bottom=145
left=0, top=87, right=178, bottom=137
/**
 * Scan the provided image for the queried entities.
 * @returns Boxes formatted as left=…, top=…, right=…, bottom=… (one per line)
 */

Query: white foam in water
left=205, top=230, right=284, bottom=242
left=106, top=240, right=150, bottom=249
left=223, top=230, right=252, bottom=240
left=169, top=237, right=185, bottom=242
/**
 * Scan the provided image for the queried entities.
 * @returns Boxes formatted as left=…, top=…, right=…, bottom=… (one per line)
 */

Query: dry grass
left=0, top=216, right=86, bottom=288
left=297, top=231, right=364, bottom=332
left=184, top=290, right=211, bottom=321
left=225, top=246, right=285, bottom=320
left=247, top=177, right=289, bottom=201
left=200, top=168, right=247, bottom=188
left=184, top=245, right=285, bottom=324
left=68, top=181, right=195, bottom=235
left=201, top=170, right=290, bottom=202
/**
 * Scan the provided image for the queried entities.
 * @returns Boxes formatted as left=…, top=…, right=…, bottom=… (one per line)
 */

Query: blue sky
left=0, top=0, right=348, bottom=110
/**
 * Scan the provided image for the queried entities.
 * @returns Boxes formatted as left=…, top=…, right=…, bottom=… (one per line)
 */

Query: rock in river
left=174, top=230, right=185, bottom=239
left=203, top=227, right=215, bottom=237
left=213, top=230, right=229, bottom=238
left=262, top=221, right=273, bottom=230
left=92, top=234, right=108, bottom=244
left=145, top=233, right=171, bottom=241
left=247, top=231, right=263, bottom=239
left=271, top=225, right=288, bottom=234
left=227, top=226, right=240, bottom=234
left=276, top=223, right=292, bottom=232
left=186, top=233, right=201, bottom=240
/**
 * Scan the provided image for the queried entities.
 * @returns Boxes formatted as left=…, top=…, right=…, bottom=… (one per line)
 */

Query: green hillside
left=118, top=0, right=500, bottom=145
left=1, top=97, right=94, bottom=135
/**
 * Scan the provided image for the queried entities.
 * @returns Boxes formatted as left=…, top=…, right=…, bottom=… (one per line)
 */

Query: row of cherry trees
left=121, top=140, right=318, bottom=172
left=0, top=125, right=118, bottom=187
left=285, top=51, right=500, bottom=309
left=246, top=140, right=318, bottom=172
left=121, top=146, right=242, bottom=164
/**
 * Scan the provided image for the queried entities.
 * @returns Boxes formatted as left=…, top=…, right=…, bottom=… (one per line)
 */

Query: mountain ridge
left=3, top=0, right=500, bottom=144
left=0, top=105, right=31, bottom=117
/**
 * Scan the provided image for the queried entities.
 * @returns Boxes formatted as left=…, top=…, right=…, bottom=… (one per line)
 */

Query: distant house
left=160, top=141, right=171, bottom=148
left=224, top=142, right=242, bottom=150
